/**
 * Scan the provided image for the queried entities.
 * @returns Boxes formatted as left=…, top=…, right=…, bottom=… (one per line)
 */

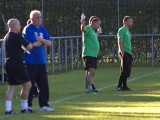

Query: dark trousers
left=26, top=64, right=49, bottom=107
left=118, top=52, right=132, bottom=88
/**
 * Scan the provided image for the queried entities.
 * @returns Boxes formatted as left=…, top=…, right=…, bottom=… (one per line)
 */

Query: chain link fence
left=0, top=0, right=160, bottom=37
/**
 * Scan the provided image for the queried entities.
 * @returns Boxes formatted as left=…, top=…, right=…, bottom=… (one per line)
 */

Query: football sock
left=5, top=100, right=12, bottom=111
left=88, top=86, right=92, bottom=90
left=21, top=100, right=28, bottom=110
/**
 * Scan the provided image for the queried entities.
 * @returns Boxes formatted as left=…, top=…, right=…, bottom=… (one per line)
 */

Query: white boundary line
left=51, top=71, right=160, bottom=104
left=99, top=70, right=160, bottom=91
left=0, top=71, right=160, bottom=119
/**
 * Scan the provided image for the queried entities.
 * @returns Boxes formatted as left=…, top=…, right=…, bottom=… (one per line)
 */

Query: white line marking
left=0, top=71, right=160, bottom=119
left=99, top=71, right=160, bottom=91
left=51, top=71, right=160, bottom=104
left=53, top=93, right=85, bottom=104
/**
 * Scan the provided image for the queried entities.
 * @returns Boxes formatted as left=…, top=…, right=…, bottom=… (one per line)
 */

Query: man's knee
left=23, top=81, right=32, bottom=90
left=89, top=68, right=95, bottom=76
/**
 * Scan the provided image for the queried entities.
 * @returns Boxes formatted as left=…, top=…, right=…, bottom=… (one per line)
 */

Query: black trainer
left=116, top=87, right=125, bottom=91
left=92, top=84, right=98, bottom=92
left=21, top=108, right=34, bottom=113
left=5, top=110, right=16, bottom=115
left=123, top=87, right=131, bottom=91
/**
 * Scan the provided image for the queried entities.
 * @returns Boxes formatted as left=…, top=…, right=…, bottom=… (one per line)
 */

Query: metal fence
left=0, top=39, right=5, bottom=83
left=1, top=34, right=160, bottom=82
left=49, top=34, right=160, bottom=74
left=49, top=36, right=82, bottom=74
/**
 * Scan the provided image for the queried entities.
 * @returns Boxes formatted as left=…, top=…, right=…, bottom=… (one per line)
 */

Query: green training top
left=82, top=25, right=99, bottom=57
left=117, top=26, right=132, bottom=54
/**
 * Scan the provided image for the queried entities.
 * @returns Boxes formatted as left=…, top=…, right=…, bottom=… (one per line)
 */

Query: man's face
left=14, top=20, right=21, bottom=32
left=127, top=18, right=133, bottom=28
left=31, top=13, right=42, bottom=27
left=92, top=20, right=101, bottom=31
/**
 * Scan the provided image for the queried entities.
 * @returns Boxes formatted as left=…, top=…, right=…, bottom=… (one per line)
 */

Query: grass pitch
left=0, top=64, right=160, bottom=120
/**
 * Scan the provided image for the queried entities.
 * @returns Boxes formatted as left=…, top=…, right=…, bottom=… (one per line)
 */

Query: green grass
left=0, top=64, right=160, bottom=120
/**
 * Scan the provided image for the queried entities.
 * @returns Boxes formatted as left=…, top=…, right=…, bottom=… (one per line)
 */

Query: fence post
left=65, top=39, right=68, bottom=71
left=76, top=38, right=79, bottom=69
left=0, top=39, right=5, bottom=83
left=58, top=39, right=61, bottom=71
left=151, top=35, right=154, bottom=67
left=1, top=40, right=4, bottom=83
left=70, top=39, right=73, bottom=70
left=117, top=0, right=120, bottom=29
left=50, top=39, right=54, bottom=74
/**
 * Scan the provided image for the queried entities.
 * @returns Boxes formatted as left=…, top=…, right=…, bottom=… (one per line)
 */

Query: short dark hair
left=89, top=16, right=100, bottom=24
left=123, top=16, right=132, bottom=23
left=89, top=16, right=97, bottom=24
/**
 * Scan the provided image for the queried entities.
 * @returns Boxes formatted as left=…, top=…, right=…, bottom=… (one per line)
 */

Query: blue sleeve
left=22, top=26, right=37, bottom=43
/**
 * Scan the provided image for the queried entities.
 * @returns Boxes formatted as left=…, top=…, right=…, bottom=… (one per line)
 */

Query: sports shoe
left=39, top=106, right=55, bottom=111
left=85, top=88, right=92, bottom=93
left=92, top=84, right=98, bottom=92
left=85, top=88, right=97, bottom=94
left=85, top=85, right=93, bottom=93
left=116, top=87, right=125, bottom=91
left=123, top=87, right=131, bottom=91
left=21, top=108, right=34, bottom=113
left=5, top=110, right=16, bottom=115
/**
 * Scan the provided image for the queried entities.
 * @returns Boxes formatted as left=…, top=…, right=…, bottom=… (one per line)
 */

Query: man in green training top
left=80, top=16, right=101, bottom=93
left=116, top=16, right=133, bottom=91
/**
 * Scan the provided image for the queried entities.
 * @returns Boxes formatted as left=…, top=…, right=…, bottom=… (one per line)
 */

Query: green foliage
left=0, top=0, right=160, bottom=37
left=1, top=0, right=160, bottom=64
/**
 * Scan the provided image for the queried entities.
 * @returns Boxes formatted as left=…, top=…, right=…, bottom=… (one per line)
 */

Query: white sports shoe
left=39, top=106, right=55, bottom=111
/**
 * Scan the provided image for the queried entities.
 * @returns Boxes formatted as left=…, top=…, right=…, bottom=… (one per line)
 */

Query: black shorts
left=83, top=56, right=97, bottom=70
left=5, top=62, right=30, bottom=85
left=120, top=52, right=132, bottom=77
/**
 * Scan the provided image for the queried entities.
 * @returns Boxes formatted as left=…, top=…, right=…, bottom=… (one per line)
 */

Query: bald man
left=4, top=18, right=33, bottom=114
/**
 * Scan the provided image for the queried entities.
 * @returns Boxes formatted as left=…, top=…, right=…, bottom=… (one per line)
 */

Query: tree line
left=0, top=0, right=160, bottom=38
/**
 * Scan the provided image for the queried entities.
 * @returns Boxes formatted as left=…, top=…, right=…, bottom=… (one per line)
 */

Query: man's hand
left=80, top=19, right=85, bottom=24
left=118, top=51, right=124, bottom=59
left=35, top=35, right=51, bottom=47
